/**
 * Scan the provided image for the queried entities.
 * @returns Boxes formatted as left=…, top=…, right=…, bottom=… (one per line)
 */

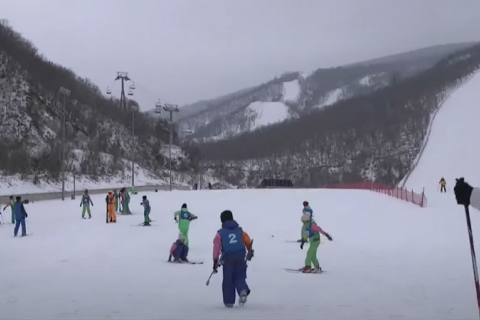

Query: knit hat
left=182, top=203, right=187, bottom=209
left=301, top=213, right=311, bottom=222
left=303, top=201, right=309, bottom=207
left=220, top=210, right=234, bottom=223
left=142, top=195, right=147, bottom=200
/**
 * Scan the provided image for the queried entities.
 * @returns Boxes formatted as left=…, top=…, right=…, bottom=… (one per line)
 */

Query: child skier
left=140, top=195, right=151, bottom=226
left=122, top=188, right=131, bottom=214
left=169, top=233, right=189, bottom=263
left=212, top=210, right=254, bottom=308
left=13, top=196, right=28, bottom=237
left=3, top=196, right=15, bottom=224
left=174, top=203, right=197, bottom=246
left=80, top=190, right=93, bottom=219
left=106, top=191, right=117, bottom=223
left=298, top=201, right=313, bottom=242
left=299, top=212, right=332, bottom=273
left=439, top=178, right=447, bottom=193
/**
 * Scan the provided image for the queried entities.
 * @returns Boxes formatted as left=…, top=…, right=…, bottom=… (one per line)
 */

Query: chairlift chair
left=185, top=129, right=193, bottom=135
left=129, top=82, right=136, bottom=90
left=128, top=89, right=133, bottom=96
left=106, top=87, right=112, bottom=95
left=155, top=99, right=162, bottom=114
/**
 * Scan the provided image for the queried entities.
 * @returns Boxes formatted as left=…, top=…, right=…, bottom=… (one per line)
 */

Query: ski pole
left=206, top=260, right=223, bottom=286
left=463, top=205, right=480, bottom=319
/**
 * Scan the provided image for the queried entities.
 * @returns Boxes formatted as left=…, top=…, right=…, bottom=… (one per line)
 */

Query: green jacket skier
left=299, top=212, right=332, bottom=273
left=113, top=190, right=119, bottom=212
left=80, top=190, right=93, bottom=219
left=174, top=203, right=197, bottom=246
left=2, top=196, right=15, bottom=223
left=120, top=188, right=131, bottom=214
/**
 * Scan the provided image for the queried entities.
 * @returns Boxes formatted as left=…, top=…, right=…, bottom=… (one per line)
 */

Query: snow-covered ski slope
left=405, top=71, right=480, bottom=203
left=1, top=188, right=480, bottom=319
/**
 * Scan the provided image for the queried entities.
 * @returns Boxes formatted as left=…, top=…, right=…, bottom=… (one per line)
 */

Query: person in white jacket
left=454, top=178, right=480, bottom=209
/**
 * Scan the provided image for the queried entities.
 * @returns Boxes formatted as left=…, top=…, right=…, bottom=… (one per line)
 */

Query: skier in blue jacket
left=13, top=196, right=28, bottom=237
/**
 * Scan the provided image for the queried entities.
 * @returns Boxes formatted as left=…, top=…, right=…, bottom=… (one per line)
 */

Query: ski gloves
left=246, top=249, right=254, bottom=261
left=212, top=249, right=254, bottom=272
left=454, top=178, right=473, bottom=206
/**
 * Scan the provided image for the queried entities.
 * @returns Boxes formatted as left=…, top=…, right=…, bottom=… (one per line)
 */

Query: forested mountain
left=196, top=45, right=480, bottom=187
left=171, top=43, right=474, bottom=141
left=0, top=20, right=198, bottom=186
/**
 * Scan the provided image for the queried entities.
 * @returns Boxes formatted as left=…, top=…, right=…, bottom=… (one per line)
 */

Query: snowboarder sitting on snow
left=140, top=195, right=151, bottom=226
left=213, top=210, right=254, bottom=308
left=13, top=196, right=28, bottom=237
left=299, top=212, right=332, bottom=273
left=439, top=178, right=447, bottom=193
left=169, top=233, right=189, bottom=263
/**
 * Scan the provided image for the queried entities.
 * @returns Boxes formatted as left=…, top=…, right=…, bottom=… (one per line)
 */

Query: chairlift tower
left=59, top=86, right=71, bottom=201
left=114, top=72, right=131, bottom=110
left=163, top=103, right=179, bottom=191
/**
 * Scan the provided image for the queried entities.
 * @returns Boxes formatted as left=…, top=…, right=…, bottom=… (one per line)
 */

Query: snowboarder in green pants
left=174, top=203, right=197, bottom=246
left=299, top=212, right=332, bottom=273
left=80, top=190, right=93, bottom=219
left=2, top=196, right=15, bottom=224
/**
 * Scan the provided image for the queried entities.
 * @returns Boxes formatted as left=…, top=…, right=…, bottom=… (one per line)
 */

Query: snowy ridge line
left=0, top=185, right=190, bottom=203
left=399, top=92, right=451, bottom=188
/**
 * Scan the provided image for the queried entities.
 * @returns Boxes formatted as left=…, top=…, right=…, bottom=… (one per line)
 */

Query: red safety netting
left=326, top=182, right=427, bottom=208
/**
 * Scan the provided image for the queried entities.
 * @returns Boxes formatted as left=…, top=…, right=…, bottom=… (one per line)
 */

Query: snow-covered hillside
left=247, top=101, right=289, bottom=130
left=0, top=21, right=208, bottom=192
left=177, top=43, right=473, bottom=142
left=405, top=70, right=480, bottom=198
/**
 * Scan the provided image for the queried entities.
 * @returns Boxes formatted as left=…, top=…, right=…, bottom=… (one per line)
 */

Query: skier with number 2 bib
left=299, top=212, right=332, bottom=273
left=212, top=210, right=254, bottom=308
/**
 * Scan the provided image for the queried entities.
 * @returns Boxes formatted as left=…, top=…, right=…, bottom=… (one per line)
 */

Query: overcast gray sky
left=2, top=0, right=480, bottom=110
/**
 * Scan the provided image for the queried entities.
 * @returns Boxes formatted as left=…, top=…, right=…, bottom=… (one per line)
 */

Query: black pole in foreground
left=464, top=205, right=480, bottom=319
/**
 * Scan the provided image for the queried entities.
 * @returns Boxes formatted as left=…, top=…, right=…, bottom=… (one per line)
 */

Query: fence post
left=421, top=188, right=425, bottom=207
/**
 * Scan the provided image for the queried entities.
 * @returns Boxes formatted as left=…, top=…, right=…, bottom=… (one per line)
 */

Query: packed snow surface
left=247, top=101, right=289, bottom=130
left=405, top=71, right=480, bottom=201
left=1, top=188, right=479, bottom=319
left=282, top=79, right=300, bottom=101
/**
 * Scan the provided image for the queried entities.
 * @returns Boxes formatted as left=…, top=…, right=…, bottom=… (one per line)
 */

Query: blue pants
left=173, top=244, right=189, bottom=260
left=222, top=260, right=249, bottom=305
left=14, top=218, right=26, bottom=236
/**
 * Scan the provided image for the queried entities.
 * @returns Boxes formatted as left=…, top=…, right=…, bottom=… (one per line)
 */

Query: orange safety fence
left=326, top=182, right=427, bottom=208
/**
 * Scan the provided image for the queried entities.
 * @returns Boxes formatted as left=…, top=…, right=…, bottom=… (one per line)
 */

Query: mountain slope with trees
left=196, top=44, right=480, bottom=187
left=171, top=42, right=474, bottom=142
left=0, top=20, right=199, bottom=188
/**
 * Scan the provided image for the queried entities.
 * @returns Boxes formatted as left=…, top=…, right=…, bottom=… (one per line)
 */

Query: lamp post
left=58, top=86, right=71, bottom=201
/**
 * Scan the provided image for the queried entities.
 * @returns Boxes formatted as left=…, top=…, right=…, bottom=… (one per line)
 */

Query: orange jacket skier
left=106, top=191, right=117, bottom=223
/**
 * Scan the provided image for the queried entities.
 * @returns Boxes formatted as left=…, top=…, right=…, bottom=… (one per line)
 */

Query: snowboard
left=167, top=260, right=204, bottom=265
left=284, top=268, right=324, bottom=274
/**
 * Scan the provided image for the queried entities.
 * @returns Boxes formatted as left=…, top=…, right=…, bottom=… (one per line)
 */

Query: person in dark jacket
left=13, top=196, right=28, bottom=237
